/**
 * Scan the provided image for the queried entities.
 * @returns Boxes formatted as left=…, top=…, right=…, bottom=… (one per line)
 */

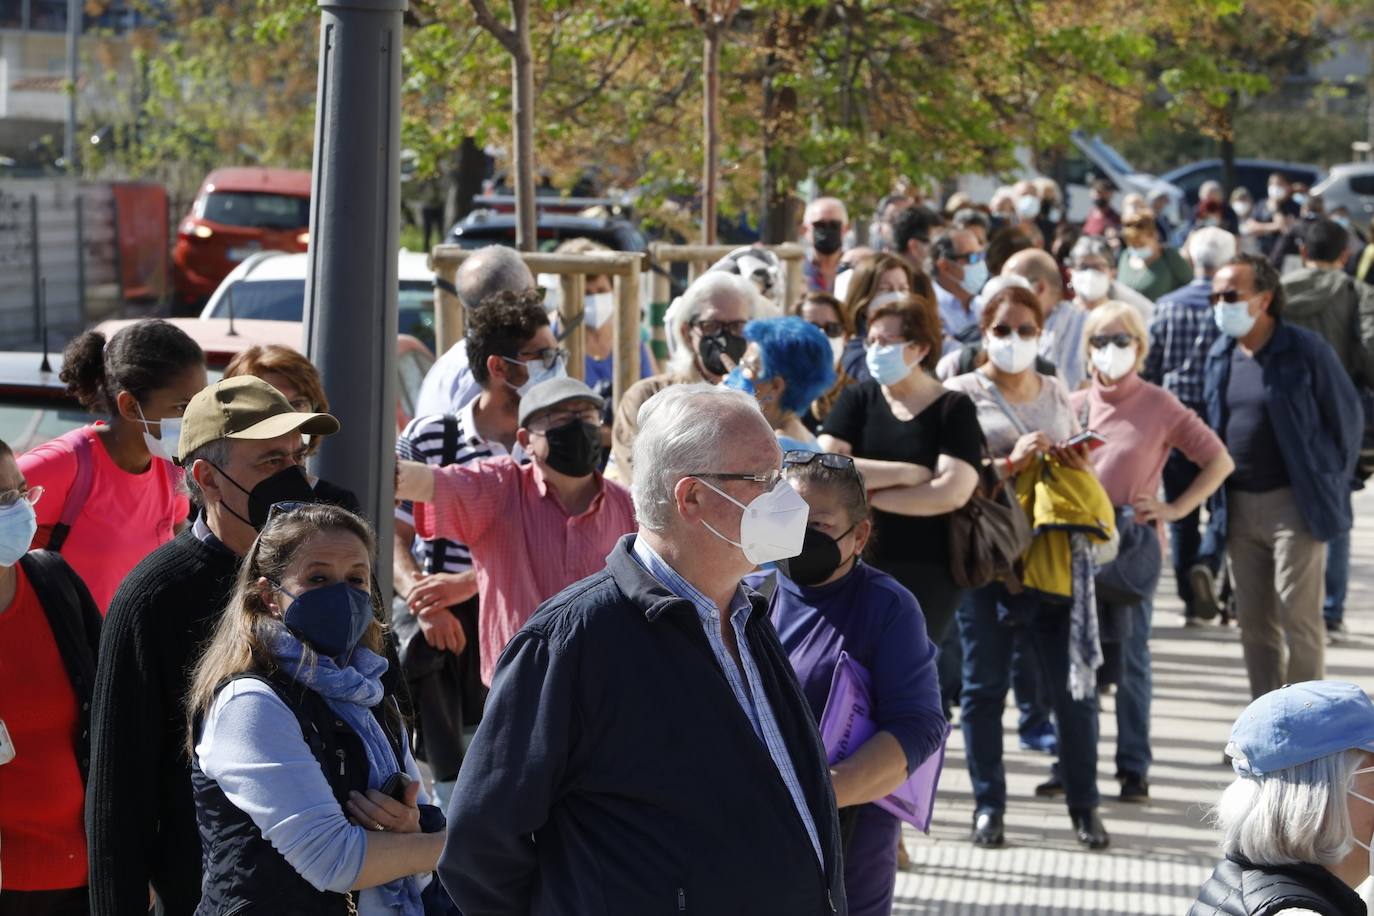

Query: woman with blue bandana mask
left=187, top=503, right=446, bottom=916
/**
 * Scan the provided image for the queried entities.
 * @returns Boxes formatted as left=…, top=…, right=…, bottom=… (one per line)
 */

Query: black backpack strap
left=426, top=413, right=462, bottom=574
left=22, top=550, right=100, bottom=685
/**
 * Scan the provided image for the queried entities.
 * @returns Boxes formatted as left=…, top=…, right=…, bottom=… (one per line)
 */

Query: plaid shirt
left=1143, top=278, right=1217, bottom=411
left=631, top=537, right=824, bottom=864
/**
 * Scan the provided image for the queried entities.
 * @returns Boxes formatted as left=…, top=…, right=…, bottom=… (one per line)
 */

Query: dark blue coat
left=438, top=535, right=846, bottom=916
left=1204, top=320, right=1361, bottom=542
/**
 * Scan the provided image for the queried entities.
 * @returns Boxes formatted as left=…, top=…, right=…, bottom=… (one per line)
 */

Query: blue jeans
left=958, top=583, right=1101, bottom=813
left=1162, top=447, right=1220, bottom=615
left=1324, top=526, right=1351, bottom=624
left=1114, top=596, right=1154, bottom=778
left=1012, top=627, right=1050, bottom=739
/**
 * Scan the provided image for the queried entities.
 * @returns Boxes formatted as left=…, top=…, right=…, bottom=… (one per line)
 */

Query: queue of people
left=0, top=166, right=1370, bottom=916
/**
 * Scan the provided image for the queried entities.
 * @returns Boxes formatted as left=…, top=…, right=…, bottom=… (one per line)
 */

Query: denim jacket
left=1203, top=320, right=1361, bottom=543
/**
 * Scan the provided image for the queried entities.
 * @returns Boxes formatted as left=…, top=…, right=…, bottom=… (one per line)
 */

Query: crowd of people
left=0, top=169, right=1371, bottom=916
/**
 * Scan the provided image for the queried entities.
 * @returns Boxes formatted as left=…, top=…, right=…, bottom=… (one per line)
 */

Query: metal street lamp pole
left=63, top=0, right=79, bottom=168
left=303, top=0, right=406, bottom=599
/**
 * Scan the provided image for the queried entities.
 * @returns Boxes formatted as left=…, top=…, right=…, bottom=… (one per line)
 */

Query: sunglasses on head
left=783, top=450, right=856, bottom=472
left=988, top=323, right=1039, bottom=340
left=1089, top=333, right=1134, bottom=349
left=1208, top=289, right=1247, bottom=305
left=263, top=500, right=312, bottom=527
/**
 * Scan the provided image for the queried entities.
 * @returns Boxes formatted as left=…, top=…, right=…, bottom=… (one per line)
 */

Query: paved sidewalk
left=894, top=489, right=1374, bottom=914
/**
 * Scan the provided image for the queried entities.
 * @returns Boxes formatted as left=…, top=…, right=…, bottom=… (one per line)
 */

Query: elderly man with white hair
left=804, top=196, right=850, bottom=293
left=436, top=383, right=847, bottom=915
left=610, top=271, right=772, bottom=483
left=1143, top=225, right=1238, bottom=624
left=1189, top=680, right=1374, bottom=915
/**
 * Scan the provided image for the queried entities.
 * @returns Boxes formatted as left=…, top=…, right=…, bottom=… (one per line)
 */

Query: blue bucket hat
left=1226, top=681, right=1374, bottom=777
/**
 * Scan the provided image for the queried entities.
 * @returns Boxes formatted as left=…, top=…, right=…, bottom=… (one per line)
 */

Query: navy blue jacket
left=438, top=535, right=846, bottom=916
left=1204, top=320, right=1361, bottom=542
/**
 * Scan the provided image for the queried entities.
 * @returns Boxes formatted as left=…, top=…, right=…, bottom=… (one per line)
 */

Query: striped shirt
left=630, top=536, right=824, bottom=864
left=394, top=401, right=521, bottom=574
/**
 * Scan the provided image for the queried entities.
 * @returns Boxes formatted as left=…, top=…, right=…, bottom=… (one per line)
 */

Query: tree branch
left=468, top=0, right=518, bottom=53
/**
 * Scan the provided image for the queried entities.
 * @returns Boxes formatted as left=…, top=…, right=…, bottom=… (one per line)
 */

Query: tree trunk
left=1220, top=93, right=1237, bottom=197
left=510, top=0, right=536, bottom=251
left=702, top=24, right=720, bottom=245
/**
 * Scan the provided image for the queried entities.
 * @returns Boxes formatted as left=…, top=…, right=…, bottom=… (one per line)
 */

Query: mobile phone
left=1061, top=430, right=1107, bottom=451
left=380, top=771, right=413, bottom=802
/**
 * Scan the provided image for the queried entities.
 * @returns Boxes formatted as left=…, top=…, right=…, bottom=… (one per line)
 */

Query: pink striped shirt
left=414, top=458, right=636, bottom=685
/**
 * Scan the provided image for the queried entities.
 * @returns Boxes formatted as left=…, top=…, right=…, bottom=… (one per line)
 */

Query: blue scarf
left=267, top=625, right=424, bottom=916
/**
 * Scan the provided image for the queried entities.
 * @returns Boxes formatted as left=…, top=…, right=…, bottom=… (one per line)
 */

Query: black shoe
left=1118, top=772, right=1149, bottom=803
left=1034, top=764, right=1064, bottom=798
left=972, top=809, right=1005, bottom=847
left=1069, top=807, right=1110, bottom=850
left=1189, top=565, right=1220, bottom=620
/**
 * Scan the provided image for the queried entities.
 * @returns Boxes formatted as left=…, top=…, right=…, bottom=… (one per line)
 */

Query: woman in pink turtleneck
left=1069, top=301, right=1234, bottom=804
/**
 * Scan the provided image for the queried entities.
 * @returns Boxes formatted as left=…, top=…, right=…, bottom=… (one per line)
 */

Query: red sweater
left=0, top=565, right=88, bottom=890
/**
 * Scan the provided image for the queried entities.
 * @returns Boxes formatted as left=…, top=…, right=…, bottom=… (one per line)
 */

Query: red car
left=172, top=167, right=312, bottom=313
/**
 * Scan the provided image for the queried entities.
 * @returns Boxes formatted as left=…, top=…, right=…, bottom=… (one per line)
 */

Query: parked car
left=197, top=250, right=437, bottom=352
left=172, top=167, right=313, bottom=313
left=1312, top=163, right=1374, bottom=227
left=448, top=209, right=648, bottom=253
left=96, top=317, right=433, bottom=433
left=1160, top=159, right=1325, bottom=210
left=0, top=352, right=94, bottom=453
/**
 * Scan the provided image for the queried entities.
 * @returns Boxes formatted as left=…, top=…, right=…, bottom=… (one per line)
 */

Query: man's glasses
left=690, top=318, right=748, bottom=338
left=1088, top=333, right=1134, bottom=349
left=691, top=469, right=783, bottom=491
left=0, top=486, right=42, bottom=509
left=810, top=219, right=843, bottom=232
left=528, top=407, right=602, bottom=433
left=988, top=323, right=1040, bottom=340
left=1208, top=289, right=1247, bottom=305
left=504, top=347, right=568, bottom=371
left=809, top=320, right=845, bottom=338
left=949, top=250, right=985, bottom=264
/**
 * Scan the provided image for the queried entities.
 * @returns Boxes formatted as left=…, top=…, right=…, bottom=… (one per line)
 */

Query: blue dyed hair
left=744, top=315, right=837, bottom=416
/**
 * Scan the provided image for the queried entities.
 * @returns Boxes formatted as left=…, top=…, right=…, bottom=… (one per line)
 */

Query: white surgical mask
left=1071, top=269, right=1111, bottom=303
left=1016, top=195, right=1042, bottom=220
left=696, top=476, right=810, bottom=566
left=0, top=498, right=36, bottom=567
left=505, top=353, right=568, bottom=398
left=1232, top=201, right=1252, bottom=219
left=584, top=292, right=614, bottom=330
left=828, top=335, right=845, bottom=368
left=135, top=403, right=181, bottom=462
left=984, top=333, right=1040, bottom=374
left=1091, top=343, right=1136, bottom=382
left=1347, top=764, right=1374, bottom=873
left=1268, top=184, right=1285, bottom=202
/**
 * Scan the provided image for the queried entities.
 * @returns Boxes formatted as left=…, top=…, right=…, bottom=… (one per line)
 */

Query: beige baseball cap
left=175, top=376, right=340, bottom=464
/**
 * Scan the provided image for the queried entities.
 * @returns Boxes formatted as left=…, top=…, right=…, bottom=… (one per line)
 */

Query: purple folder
left=818, top=650, right=949, bottom=833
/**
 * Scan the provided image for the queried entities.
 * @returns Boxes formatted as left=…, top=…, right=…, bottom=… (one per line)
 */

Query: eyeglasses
left=809, top=219, right=842, bottom=231
left=783, top=451, right=856, bottom=473
left=809, top=320, right=845, bottom=338
left=690, top=469, right=783, bottom=491
left=690, top=318, right=748, bottom=338
left=0, top=485, right=42, bottom=509
left=1088, top=333, right=1134, bottom=349
left=528, top=406, right=602, bottom=433
left=1208, top=289, right=1247, bottom=305
left=948, top=250, right=985, bottom=264
left=503, top=347, right=569, bottom=371
left=989, top=323, right=1040, bottom=340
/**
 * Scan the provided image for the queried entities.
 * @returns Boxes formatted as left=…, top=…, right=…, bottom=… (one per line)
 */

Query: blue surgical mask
left=724, top=364, right=756, bottom=396
left=960, top=258, right=989, bottom=297
left=274, top=580, right=375, bottom=660
left=1214, top=301, right=1259, bottom=338
left=865, top=343, right=914, bottom=386
left=1128, top=246, right=1154, bottom=260
left=0, top=499, right=36, bottom=567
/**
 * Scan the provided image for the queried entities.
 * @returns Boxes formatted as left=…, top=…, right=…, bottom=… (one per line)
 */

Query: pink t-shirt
left=20, top=426, right=190, bottom=613
left=1070, top=372, right=1225, bottom=529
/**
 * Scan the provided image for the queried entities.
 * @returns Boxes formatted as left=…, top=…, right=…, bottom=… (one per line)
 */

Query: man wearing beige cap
left=86, top=376, right=338, bottom=916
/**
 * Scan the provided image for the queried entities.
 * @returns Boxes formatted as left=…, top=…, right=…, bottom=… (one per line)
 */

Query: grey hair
left=630, top=383, right=766, bottom=531
left=1213, top=748, right=1363, bottom=867
left=662, top=272, right=774, bottom=377
left=1069, top=235, right=1113, bottom=267
left=457, top=245, right=535, bottom=310
left=1187, top=227, right=1239, bottom=277
left=180, top=438, right=233, bottom=506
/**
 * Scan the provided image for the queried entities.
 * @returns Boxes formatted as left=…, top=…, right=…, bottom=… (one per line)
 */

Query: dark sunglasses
left=810, top=219, right=843, bottom=231
left=809, top=320, right=845, bottom=338
left=691, top=318, right=748, bottom=338
left=1208, top=289, right=1246, bottom=305
left=783, top=451, right=857, bottom=473
left=948, top=250, right=985, bottom=264
left=1088, top=333, right=1134, bottom=349
left=989, top=323, right=1039, bottom=340
left=263, top=500, right=312, bottom=527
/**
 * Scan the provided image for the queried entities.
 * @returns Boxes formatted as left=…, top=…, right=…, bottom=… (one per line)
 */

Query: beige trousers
left=1226, top=487, right=1326, bottom=699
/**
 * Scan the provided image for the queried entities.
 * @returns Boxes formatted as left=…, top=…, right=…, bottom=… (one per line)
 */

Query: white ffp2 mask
left=697, top=476, right=810, bottom=566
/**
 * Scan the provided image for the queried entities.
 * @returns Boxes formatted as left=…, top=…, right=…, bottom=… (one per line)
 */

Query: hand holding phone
left=1059, top=430, right=1106, bottom=452
left=380, top=771, right=413, bottom=802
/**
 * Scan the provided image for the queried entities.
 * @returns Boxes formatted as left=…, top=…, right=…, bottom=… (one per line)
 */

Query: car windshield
left=209, top=279, right=435, bottom=348
left=0, top=401, right=93, bottom=453
left=201, top=192, right=310, bottom=230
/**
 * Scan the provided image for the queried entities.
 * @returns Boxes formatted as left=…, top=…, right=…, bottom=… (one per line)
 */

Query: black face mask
left=698, top=332, right=748, bottom=378
left=542, top=419, right=602, bottom=478
left=787, top=523, right=857, bottom=586
left=811, top=221, right=843, bottom=255
left=214, top=463, right=317, bottom=530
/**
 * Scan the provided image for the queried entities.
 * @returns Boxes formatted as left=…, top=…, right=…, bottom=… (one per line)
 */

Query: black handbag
left=946, top=389, right=1032, bottom=589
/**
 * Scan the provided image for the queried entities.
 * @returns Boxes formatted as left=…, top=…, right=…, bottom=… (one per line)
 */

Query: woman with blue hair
left=724, top=315, right=837, bottom=452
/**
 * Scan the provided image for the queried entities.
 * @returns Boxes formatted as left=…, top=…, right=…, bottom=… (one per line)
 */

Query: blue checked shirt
left=1143, top=278, right=1218, bottom=411
left=631, top=537, right=824, bottom=864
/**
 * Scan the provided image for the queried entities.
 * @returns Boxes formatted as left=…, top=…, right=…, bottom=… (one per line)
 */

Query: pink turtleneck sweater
left=1069, top=371, right=1225, bottom=520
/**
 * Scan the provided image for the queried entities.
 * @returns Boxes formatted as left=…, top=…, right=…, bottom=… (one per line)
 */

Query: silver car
left=1312, top=163, right=1374, bottom=228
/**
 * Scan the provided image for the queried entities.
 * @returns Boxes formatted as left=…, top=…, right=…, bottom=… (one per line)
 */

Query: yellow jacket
left=1014, top=459, right=1115, bottom=600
